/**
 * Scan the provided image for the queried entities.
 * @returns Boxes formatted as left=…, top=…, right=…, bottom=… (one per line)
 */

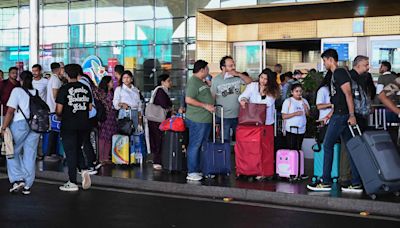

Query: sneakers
left=94, top=162, right=102, bottom=170
left=341, top=184, right=363, bottom=193
left=9, top=181, right=25, bottom=193
left=21, top=187, right=31, bottom=195
left=81, top=170, right=91, bottom=190
left=307, top=182, right=332, bottom=191
left=153, top=164, right=162, bottom=171
left=59, top=181, right=79, bottom=192
left=186, top=173, right=203, bottom=181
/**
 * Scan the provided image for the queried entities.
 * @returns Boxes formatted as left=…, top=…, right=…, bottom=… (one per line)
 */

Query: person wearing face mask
left=281, top=84, right=310, bottom=151
left=211, top=56, right=252, bottom=142
left=148, top=74, right=173, bottom=170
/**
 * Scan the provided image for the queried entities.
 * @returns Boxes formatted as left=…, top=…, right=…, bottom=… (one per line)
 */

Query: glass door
left=233, top=41, right=264, bottom=80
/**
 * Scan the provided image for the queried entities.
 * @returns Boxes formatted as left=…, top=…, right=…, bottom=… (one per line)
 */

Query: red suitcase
left=235, top=125, right=274, bottom=177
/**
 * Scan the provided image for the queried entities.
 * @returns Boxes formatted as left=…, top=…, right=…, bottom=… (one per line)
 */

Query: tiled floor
left=20, top=156, right=400, bottom=204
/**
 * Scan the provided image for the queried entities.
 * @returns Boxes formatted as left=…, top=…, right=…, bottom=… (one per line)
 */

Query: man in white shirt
left=47, top=62, right=63, bottom=113
left=32, top=64, right=49, bottom=102
left=45, top=62, right=64, bottom=161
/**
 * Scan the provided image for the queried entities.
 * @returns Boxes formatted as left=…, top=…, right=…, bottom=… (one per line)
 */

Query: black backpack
left=19, top=88, right=50, bottom=133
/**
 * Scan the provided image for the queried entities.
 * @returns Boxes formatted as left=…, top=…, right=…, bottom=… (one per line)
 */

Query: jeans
left=186, top=119, right=211, bottom=174
left=216, top=117, right=238, bottom=142
left=118, top=109, right=139, bottom=130
left=7, top=120, right=40, bottom=188
left=322, top=114, right=361, bottom=185
left=386, top=110, right=400, bottom=123
left=61, top=129, right=90, bottom=184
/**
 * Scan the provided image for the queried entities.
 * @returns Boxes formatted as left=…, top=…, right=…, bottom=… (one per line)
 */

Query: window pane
left=124, top=45, right=155, bottom=70
left=125, top=20, right=154, bottom=45
left=96, top=0, right=123, bottom=23
left=19, top=6, right=29, bottom=28
left=43, top=3, right=68, bottom=26
left=70, top=0, right=95, bottom=24
left=18, top=47, right=30, bottom=71
left=0, top=7, right=18, bottom=29
left=155, top=18, right=185, bottom=44
left=187, top=17, right=196, bottom=42
left=69, top=48, right=96, bottom=64
left=188, top=0, right=220, bottom=16
left=40, top=48, right=68, bottom=72
left=0, top=51, right=17, bottom=71
left=19, top=29, right=29, bottom=47
left=187, top=43, right=196, bottom=69
left=97, top=23, right=123, bottom=46
left=125, top=0, right=154, bottom=21
left=42, top=26, right=68, bottom=48
left=97, top=46, right=124, bottom=66
left=0, top=29, right=18, bottom=51
left=70, top=24, right=95, bottom=48
left=155, top=0, right=185, bottom=19
left=155, top=44, right=186, bottom=70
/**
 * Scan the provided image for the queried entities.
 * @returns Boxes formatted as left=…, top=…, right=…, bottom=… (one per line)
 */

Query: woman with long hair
left=239, top=68, right=280, bottom=125
left=1, top=71, right=41, bottom=195
left=113, top=70, right=142, bottom=129
left=95, top=76, right=117, bottom=164
left=148, top=74, right=173, bottom=170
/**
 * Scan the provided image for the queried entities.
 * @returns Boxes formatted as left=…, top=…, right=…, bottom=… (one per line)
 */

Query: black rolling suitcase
left=162, top=131, right=187, bottom=172
left=346, top=125, right=400, bottom=199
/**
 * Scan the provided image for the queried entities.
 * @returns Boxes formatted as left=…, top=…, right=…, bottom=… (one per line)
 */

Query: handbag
left=117, top=110, right=134, bottom=135
left=145, top=86, right=167, bottom=123
left=238, top=103, right=266, bottom=125
left=118, top=118, right=134, bottom=135
left=159, top=115, right=186, bottom=132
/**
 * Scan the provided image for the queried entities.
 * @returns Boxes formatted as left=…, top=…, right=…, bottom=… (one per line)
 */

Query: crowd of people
left=0, top=48, right=399, bottom=194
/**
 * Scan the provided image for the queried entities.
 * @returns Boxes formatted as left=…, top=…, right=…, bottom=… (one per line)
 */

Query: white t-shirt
left=7, top=87, right=36, bottom=122
left=281, top=97, right=310, bottom=134
left=46, top=74, right=62, bottom=112
left=32, top=77, right=49, bottom=102
left=316, top=86, right=332, bottom=120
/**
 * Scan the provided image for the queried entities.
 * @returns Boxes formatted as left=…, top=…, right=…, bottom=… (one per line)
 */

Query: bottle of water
left=135, top=149, right=143, bottom=166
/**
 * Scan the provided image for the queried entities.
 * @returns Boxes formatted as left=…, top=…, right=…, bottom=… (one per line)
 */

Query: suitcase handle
left=213, top=105, right=224, bottom=144
left=348, top=124, right=362, bottom=137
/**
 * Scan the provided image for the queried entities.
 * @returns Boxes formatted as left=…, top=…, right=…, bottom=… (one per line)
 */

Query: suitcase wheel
left=369, top=194, right=377, bottom=200
left=395, top=192, right=400, bottom=197
left=382, top=185, right=390, bottom=192
left=332, top=178, right=338, bottom=183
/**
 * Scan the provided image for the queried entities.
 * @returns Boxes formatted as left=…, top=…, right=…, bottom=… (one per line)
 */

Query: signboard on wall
left=323, top=43, right=349, bottom=61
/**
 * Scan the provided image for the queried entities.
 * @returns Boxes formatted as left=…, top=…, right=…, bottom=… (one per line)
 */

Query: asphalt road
left=0, top=177, right=398, bottom=228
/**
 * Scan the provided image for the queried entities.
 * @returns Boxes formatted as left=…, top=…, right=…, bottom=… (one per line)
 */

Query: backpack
left=331, top=69, right=371, bottom=117
left=18, top=88, right=50, bottom=133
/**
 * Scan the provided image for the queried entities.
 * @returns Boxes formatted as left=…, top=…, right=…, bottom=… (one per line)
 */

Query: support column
left=29, top=0, right=39, bottom=68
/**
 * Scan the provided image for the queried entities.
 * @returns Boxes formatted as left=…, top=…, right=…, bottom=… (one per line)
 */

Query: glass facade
left=0, top=0, right=342, bottom=94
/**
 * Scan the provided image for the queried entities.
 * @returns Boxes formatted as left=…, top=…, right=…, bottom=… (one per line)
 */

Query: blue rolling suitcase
left=347, top=125, right=400, bottom=199
left=201, top=105, right=231, bottom=178
left=312, top=143, right=341, bottom=183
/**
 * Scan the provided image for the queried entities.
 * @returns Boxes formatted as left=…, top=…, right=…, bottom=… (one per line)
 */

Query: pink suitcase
left=276, top=149, right=304, bottom=180
left=276, top=126, right=305, bottom=181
